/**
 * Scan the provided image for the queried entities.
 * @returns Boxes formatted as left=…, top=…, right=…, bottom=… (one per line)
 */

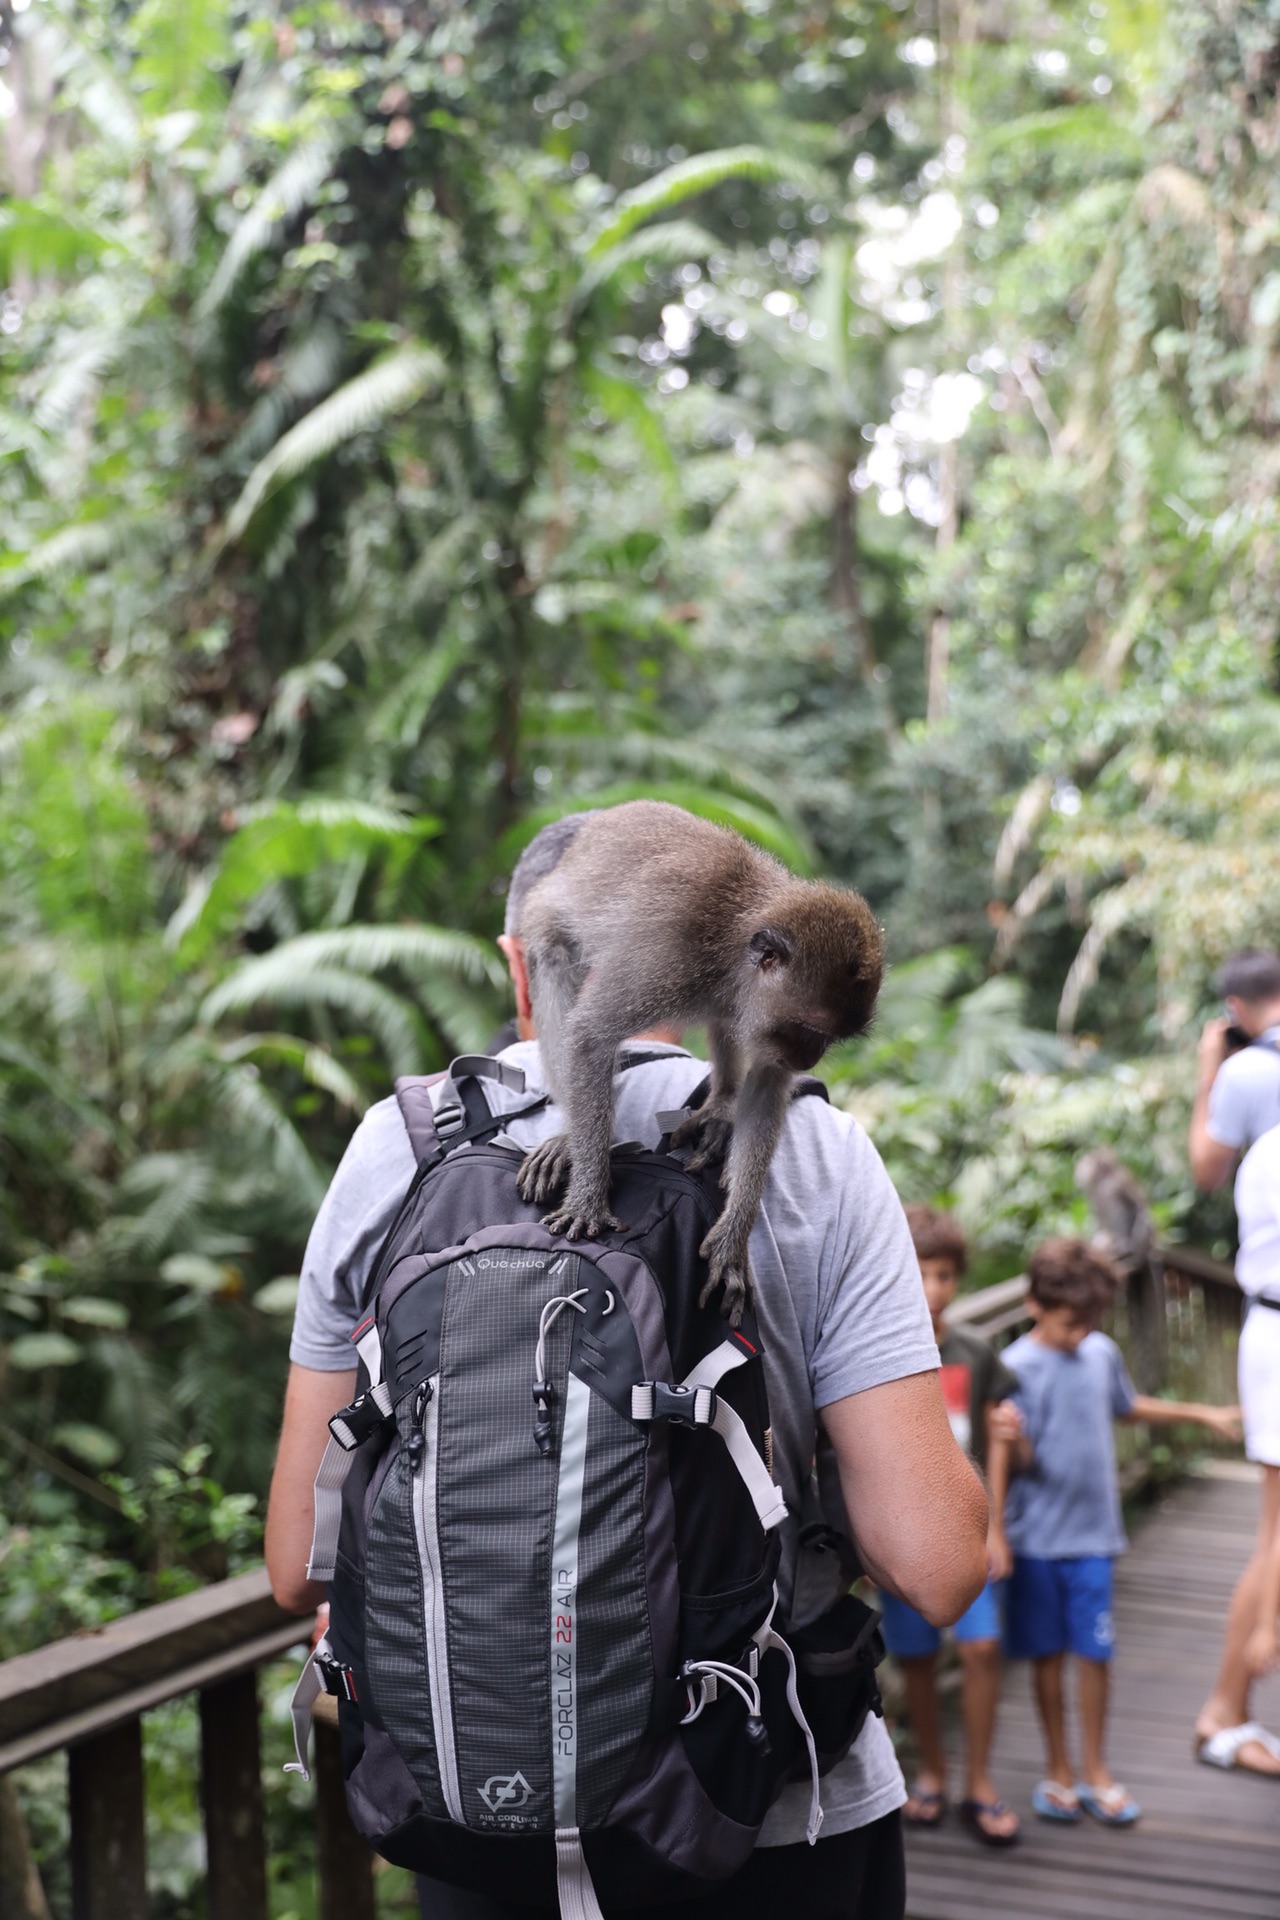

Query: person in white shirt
left=1194, top=1121, right=1280, bottom=1777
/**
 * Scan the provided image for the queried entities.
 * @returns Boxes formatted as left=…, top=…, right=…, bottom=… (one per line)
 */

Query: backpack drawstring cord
left=533, top=1289, right=589, bottom=1453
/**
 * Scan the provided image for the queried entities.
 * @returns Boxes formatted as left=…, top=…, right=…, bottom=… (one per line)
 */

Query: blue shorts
left=1005, top=1554, right=1115, bottom=1662
left=879, top=1579, right=1003, bottom=1658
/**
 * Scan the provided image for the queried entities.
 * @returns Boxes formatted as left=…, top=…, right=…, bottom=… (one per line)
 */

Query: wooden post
left=313, top=1715, right=376, bottom=1920
left=1128, top=1256, right=1167, bottom=1395
left=200, top=1671, right=269, bottom=1920
left=68, top=1720, right=147, bottom=1920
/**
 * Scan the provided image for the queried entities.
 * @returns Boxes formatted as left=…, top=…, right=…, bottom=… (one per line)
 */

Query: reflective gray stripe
left=550, top=1372, right=591, bottom=1828
left=414, top=1374, right=464, bottom=1822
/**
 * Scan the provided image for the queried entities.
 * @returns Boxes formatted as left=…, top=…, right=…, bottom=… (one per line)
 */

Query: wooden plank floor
left=903, top=1464, right=1280, bottom=1920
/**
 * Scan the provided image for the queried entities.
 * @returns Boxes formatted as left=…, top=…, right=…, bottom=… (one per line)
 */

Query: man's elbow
left=900, top=1474, right=989, bottom=1628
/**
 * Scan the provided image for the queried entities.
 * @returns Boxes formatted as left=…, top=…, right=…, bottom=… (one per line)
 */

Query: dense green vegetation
left=2, top=0, right=1277, bottom=1905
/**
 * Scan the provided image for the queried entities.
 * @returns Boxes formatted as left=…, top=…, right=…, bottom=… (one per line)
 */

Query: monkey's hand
left=671, top=1096, right=735, bottom=1175
left=543, top=1197, right=626, bottom=1240
left=697, top=1217, right=753, bottom=1329
left=517, top=1134, right=574, bottom=1206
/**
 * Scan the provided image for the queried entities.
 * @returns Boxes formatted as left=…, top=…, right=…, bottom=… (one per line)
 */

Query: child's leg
left=899, top=1653, right=946, bottom=1795
left=1076, top=1657, right=1112, bottom=1790
left=958, top=1639, right=1002, bottom=1795
left=878, top=1593, right=946, bottom=1812
left=1032, top=1655, right=1074, bottom=1789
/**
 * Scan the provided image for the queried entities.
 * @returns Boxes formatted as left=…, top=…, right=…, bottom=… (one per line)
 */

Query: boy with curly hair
left=999, top=1238, right=1240, bottom=1826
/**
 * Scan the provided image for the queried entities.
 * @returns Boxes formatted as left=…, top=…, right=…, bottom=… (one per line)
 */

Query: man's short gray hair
left=503, top=811, right=592, bottom=936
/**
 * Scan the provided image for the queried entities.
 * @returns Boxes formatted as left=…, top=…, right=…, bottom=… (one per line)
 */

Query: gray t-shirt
left=1001, top=1330, right=1137, bottom=1560
left=290, top=1041, right=939, bottom=1844
left=1207, top=1029, right=1280, bottom=1152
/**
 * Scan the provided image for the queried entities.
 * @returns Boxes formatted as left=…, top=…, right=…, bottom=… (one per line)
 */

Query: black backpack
left=287, top=1054, right=884, bottom=1915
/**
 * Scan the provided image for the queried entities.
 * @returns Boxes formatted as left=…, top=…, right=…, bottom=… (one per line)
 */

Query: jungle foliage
left=1, top=0, right=1277, bottom=1794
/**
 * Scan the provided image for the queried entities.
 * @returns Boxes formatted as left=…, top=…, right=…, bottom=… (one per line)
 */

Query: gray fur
left=514, top=799, right=884, bottom=1323
left=503, top=812, right=592, bottom=936
left=1075, top=1148, right=1154, bottom=1274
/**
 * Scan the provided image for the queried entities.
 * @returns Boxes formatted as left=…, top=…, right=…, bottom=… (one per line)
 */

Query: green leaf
left=574, top=219, right=720, bottom=304
left=198, top=127, right=345, bottom=318
left=225, top=345, right=446, bottom=541
left=253, top=1275, right=300, bottom=1315
left=583, top=147, right=828, bottom=258
left=62, top=1297, right=130, bottom=1330
left=168, top=798, right=437, bottom=960
left=52, top=1423, right=123, bottom=1468
left=9, top=1333, right=82, bottom=1370
left=159, top=1254, right=228, bottom=1294
left=0, top=202, right=108, bottom=280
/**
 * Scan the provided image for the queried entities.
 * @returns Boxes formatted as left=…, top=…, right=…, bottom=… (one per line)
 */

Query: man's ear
left=748, top=926, right=793, bottom=972
left=498, top=934, right=535, bottom=1035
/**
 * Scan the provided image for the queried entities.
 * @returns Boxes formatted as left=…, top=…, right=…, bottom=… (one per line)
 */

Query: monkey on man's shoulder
left=514, top=799, right=884, bottom=1323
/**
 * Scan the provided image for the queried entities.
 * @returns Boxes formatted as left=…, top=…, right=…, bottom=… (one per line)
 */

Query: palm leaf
left=198, top=128, right=344, bottom=318
left=168, top=798, right=437, bottom=960
left=228, top=923, right=506, bottom=987
left=583, top=147, right=828, bottom=259
left=0, top=201, right=108, bottom=280
left=0, top=518, right=126, bottom=594
left=225, top=344, right=446, bottom=541
left=219, top=1033, right=369, bottom=1114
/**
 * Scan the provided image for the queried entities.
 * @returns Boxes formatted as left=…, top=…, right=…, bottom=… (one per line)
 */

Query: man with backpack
left=265, top=817, right=989, bottom=1920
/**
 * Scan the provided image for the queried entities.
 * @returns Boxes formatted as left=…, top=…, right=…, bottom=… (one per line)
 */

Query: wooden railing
left=950, top=1240, right=1245, bottom=1485
left=0, top=1243, right=1243, bottom=1918
left=0, top=1570, right=373, bottom=1920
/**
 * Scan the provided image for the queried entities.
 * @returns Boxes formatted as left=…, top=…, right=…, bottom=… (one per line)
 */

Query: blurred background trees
left=1, top=0, right=1276, bottom=1695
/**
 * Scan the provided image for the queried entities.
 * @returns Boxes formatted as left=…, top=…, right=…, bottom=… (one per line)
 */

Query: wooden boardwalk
left=903, top=1464, right=1280, bottom=1920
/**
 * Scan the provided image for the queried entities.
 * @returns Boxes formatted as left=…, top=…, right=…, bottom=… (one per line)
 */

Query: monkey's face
left=748, top=884, right=884, bottom=1070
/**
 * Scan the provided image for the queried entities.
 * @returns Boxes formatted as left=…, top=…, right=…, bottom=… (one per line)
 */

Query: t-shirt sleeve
left=1207, top=1055, right=1254, bottom=1150
left=1108, top=1340, right=1138, bottom=1419
left=808, top=1122, right=940, bottom=1409
left=289, top=1100, right=418, bottom=1371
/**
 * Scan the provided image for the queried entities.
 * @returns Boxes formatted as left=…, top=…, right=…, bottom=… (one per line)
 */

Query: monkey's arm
left=529, top=1002, right=635, bottom=1238
left=823, top=1372, right=989, bottom=1627
left=673, top=1019, right=745, bottom=1171
left=697, top=1058, right=792, bottom=1324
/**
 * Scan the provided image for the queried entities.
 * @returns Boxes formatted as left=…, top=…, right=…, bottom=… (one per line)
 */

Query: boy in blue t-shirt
left=998, top=1238, right=1240, bottom=1826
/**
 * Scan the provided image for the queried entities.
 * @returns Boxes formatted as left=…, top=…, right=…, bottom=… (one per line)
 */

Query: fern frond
left=0, top=518, right=124, bottom=594
left=209, top=1064, right=326, bottom=1210
left=574, top=218, right=719, bottom=304
left=218, top=1031, right=368, bottom=1113
left=583, top=148, right=828, bottom=259
left=218, top=923, right=506, bottom=987
left=201, top=961, right=426, bottom=1076
left=225, top=344, right=445, bottom=541
left=198, top=128, right=344, bottom=318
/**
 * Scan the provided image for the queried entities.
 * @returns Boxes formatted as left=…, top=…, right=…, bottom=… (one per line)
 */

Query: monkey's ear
left=749, top=927, right=793, bottom=971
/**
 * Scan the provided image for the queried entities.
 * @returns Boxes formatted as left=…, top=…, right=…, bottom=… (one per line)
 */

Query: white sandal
left=1195, top=1721, right=1280, bottom=1773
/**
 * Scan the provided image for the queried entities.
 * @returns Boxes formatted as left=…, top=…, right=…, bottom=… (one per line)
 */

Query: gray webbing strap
left=447, top=1053, right=528, bottom=1092
left=632, top=1340, right=788, bottom=1532
left=756, top=1607, right=824, bottom=1844
left=555, top=1828, right=606, bottom=1920
left=307, top=1323, right=389, bottom=1582
left=306, top=1388, right=390, bottom=1581
left=284, top=1637, right=327, bottom=1782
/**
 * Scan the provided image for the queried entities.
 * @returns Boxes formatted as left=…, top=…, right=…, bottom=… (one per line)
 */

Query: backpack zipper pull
left=407, top=1379, right=433, bottom=1472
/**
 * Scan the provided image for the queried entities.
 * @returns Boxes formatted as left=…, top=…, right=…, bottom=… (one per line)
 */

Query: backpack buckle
left=632, top=1382, right=718, bottom=1428
left=328, top=1383, right=393, bottom=1451
left=314, top=1647, right=359, bottom=1703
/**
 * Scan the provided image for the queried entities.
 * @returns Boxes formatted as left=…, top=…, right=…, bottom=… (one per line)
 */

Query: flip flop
left=1076, top=1781, right=1141, bottom=1825
left=959, top=1797, right=1020, bottom=1847
left=1031, top=1780, right=1081, bottom=1823
left=1195, top=1722, right=1280, bottom=1775
left=902, top=1786, right=947, bottom=1828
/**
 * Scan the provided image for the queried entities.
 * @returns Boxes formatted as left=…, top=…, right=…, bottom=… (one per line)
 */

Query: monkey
left=1075, top=1148, right=1155, bottom=1276
left=513, top=799, right=884, bottom=1324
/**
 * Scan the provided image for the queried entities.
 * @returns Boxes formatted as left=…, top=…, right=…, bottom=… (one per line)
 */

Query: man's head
left=904, top=1203, right=967, bottom=1329
left=1026, top=1236, right=1120, bottom=1351
left=1215, top=948, right=1280, bottom=1038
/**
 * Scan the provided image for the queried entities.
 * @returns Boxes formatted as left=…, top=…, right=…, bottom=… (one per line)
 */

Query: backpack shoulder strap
left=394, top=1055, right=546, bottom=1169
